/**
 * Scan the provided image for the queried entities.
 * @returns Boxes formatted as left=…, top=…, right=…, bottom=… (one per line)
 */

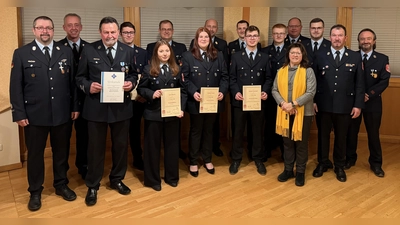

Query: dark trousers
left=129, top=100, right=145, bottom=161
left=231, top=108, right=264, bottom=162
left=73, top=115, right=88, bottom=172
left=264, top=98, right=283, bottom=154
left=24, top=122, right=71, bottom=195
left=212, top=113, right=221, bottom=150
left=315, top=111, right=333, bottom=165
left=143, top=119, right=180, bottom=187
left=319, top=112, right=352, bottom=168
left=85, top=119, right=130, bottom=189
left=282, top=116, right=313, bottom=173
left=346, top=111, right=383, bottom=167
left=189, top=113, right=217, bottom=165
left=231, top=105, right=253, bottom=150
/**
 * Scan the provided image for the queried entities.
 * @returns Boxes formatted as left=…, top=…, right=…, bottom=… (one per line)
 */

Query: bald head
left=205, top=19, right=218, bottom=37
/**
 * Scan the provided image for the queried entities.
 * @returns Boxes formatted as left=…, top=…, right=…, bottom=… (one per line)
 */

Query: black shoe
left=85, top=188, right=97, bottom=206
left=179, top=149, right=187, bottom=160
left=189, top=166, right=199, bottom=177
left=204, top=164, right=215, bottom=174
left=151, top=185, right=162, bottom=191
left=334, top=167, right=347, bottom=182
left=343, top=161, right=356, bottom=170
left=110, top=181, right=131, bottom=195
left=28, top=194, right=41, bottom=211
left=55, top=184, right=77, bottom=201
left=277, top=170, right=294, bottom=182
left=370, top=166, right=385, bottom=177
left=295, top=172, right=305, bottom=186
left=312, top=164, right=328, bottom=177
left=213, top=148, right=224, bottom=157
left=326, top=161, right=334, bottom=169
left=255, top=161, right=266, bottom=176
left=133, top=159, right=144, bottom=171
left=165, top=182, right=178, bottom=187
left=229, top=161, right=240, bottom=175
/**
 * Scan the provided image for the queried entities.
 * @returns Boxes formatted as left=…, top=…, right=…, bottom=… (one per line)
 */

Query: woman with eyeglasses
left=137, top=40, right=187, bottom=191
left=181, top=27, right=229, bottom=177
left=271, top=43, right=316, bottom=186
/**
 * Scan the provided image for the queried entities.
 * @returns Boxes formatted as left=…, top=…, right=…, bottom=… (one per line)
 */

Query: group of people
left=9, top=13, right=390, bottom=212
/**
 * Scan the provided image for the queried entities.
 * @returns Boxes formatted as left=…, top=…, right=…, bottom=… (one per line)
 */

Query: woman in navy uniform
left=137, top=40, right=187, bottom=191
left=182, top=27, right=229, bottom=177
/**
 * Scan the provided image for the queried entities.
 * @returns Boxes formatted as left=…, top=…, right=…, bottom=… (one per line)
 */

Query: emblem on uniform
left=231, top=49, right=235, bottom=54
left=371, top=69, right=377, bottom=78
left=198, top=73, right=201, bottom=76
left=242, top=52, right=245, bottom=56
left=32, top=46, right=36, bottom=51
left=373, top=54, right=377, bottom=58
left=386, top=64, right=390, bottom=72
left=120, top=62, right=125, bottom=72
left=215, top=41, right=218, bottom=45
left=80, top=85, right=85, bottom=93
left=31, top=73, right=35, bottom=77
left=345, top=52, right=348, bottom=56
left=82, top=43, right=85, bottom=47
left=58, top=62, right=65, bottom=74
left=98, top=46, right=101, bottom=49
left=257, top=72, right=260, bottom=76
left=64, top=43, right=68, bottom=46
left=327, top=52, right=330, bottom=55
left=56, top=46, right=60, bottom=50
left=215, top=72, right=217, bottom=77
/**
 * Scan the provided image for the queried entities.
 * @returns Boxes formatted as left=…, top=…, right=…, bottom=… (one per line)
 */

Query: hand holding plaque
left=243, top=85, right=261, bottom=111
left=161, top=88, right=181, bottom=117
left=199, top=87, right=219, bottom=113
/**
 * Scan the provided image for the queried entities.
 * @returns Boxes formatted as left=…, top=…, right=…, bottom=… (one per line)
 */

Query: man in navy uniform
left=284, top=17, right=310, bottom=46
left=10, top=16, right=79, bottom=211
left=229, top=25, right=270, bottom=176
left=313, top=24, right=364, bottom=182
left=345, top=28, right=390, bottom=177
left=146, top=19, right=187, bottom=160
left=261, top=23, right=288, bottom=161
left=120, top=21, right=148, bottom=171
left=59, top=13, right=90, bottom=180
left=302, top=18, right=333, bottom=169
left=76, top=16, right=137, bottom=206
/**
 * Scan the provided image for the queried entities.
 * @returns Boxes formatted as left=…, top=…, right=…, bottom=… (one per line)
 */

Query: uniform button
left=250, top=70, right=253, bottom=72
left=334, top=90, right=336, bottom=92
left=207, top=85, right=209, bottom=87
left=277, top=62, right=280, bottom=64
left=335, top=83, right=337, bottom=85
left=207, top=71, right=210, bottom=74
left=251, top=76, right=253, bottom=79
left=51, top=87, right=54, bottom=90
left=25, top=101, right=27, bottom=103
left=51, top=97, right=54, bottom=99
left=207, top=78, right=209, bottom=80
left=335, top=76, right=337, bottom=78
left=50, top=77, right=53, bottom=80
left=336, top=69, right=338, bottom=71
left=251, top=83, right=253, bottom=85
left=111, top=68, right=113, bottom=70
left=49, top=68, right=52, bottom=70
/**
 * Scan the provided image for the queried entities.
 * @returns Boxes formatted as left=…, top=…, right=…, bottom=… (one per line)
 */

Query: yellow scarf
left=275, top=66, right=306, bottom=141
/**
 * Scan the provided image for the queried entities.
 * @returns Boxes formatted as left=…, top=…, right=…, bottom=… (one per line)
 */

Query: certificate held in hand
left=161, top=88, right=181, bottom=117
left=199, top=87, right=219, bottom=113
left=100, top=71, right=124, bottom=103
left=243, top=85, right=261, bottom=111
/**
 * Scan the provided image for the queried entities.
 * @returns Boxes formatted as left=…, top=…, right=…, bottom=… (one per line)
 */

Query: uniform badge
left=242, top=52, right=245, bottom=56
left=56, top=46, right=60, bottom=50
left=257, top=72, right=260, bottom=76
left=82, top=43, right=85, bottom=47
left=373, top=54, right=377, bottom=58
left=120, top=62, right=125, bottom=72
left=198, top=73, right=201, bottom=76
left=31, top=73, right=35, bottom=77
left=345, top=52, right=348, bottom=56
left=181, top=73, right=185, bottom=82
left=11, top=62, right=14, bottom=68
left=327, top=52, right=330, bottom=55
left=98, top=46, right=101, bottom=49
left=231, top=49, right=235, bottom=54
left=215, top=72, right=217, bottom=77
left=80, top=85, right=85, bottom=93
left=215, top=41, right=218, bottom=45
left=64, top=43, right=68, bottom=46
left=371, top=69, right=377, bottom=78
left=58, top=62, right=65, bottom=74
left=32, top=46, right=36, bottom=51
left=386, top=64, right=391, bottom=73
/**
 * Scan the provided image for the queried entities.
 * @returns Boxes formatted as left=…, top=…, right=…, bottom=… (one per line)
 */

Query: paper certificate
left=161, top=88, right=181, bottom=117
left=100, top=71, right=124, bottom=103
left=199, top=87, right=219, bottom=113
left=243, top=85, right=261, bottom=111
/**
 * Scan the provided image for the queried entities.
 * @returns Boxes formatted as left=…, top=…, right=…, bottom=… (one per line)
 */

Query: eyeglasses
left=245, top=35, right=259, bottom=39
left=161, top=28, right=173, bottom=32
left=34, top=27, right=54, bottom=31
left=122, top=31, right=135, bottom=36
left=272, top=32, right=286, bottom=36
left=289, top=52, right=302, bottom=55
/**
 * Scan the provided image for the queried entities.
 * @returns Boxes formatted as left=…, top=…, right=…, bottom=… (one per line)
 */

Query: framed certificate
left=161, top=88, right=181, bottom=117
left=243, top=85, right=261, bottom=111
left=199, top=87, right=219, bottom=113
left=100, top=71, right=124, bottom=103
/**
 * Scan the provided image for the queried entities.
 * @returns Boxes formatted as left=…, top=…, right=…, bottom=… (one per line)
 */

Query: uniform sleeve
left=367, top=55, right=390, bottom=99
left=218, top=52, right=229, bottom=95
left=75, top=47, right=93, bottom=96
left=9, top=49, right=27, bottom=122
left=182, top=53, right=199, bottom=97
left=229, top=54, right=240, bottom=96
left=137, top=66, right=155, bottom=102
left=353, top=57, right=365, bottom=109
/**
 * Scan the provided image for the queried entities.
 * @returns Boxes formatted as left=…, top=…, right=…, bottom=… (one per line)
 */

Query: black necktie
left=313, top=42, right=318, bottom=53
left=43, top=46, right=50, bottom=62
left=249, top=52, right=254, bottom=66
left=72, top=43, right=79, bottom=62
left=241, top=42, right=245, bottom=50
left=276, top=46, right=281, bottom=56
left=202, top=52, right=208, bottom=62
left=335, top=51, right=340, bottom=66
left=363, top=53, right=368, bottom=67
left=291, top=39, right=296, bottom=44
left=107, top=47, right=114, bottom=64
left=162, top=64, right=168, bottom=76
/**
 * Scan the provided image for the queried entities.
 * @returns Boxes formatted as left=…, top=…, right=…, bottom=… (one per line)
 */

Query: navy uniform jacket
left=190, top=36, right=229, bottom=65
left=137, top=65, right=187, bottom=122
left=182, top=51, right=229, bottom=114
left=75, top=40, right=137, bottom=123
left=229, top=49, right=271, bottom=108
left=314, top=48, right=365, bottom=114
left=359, top=50, right=390, bottom=113
left=10, top=40, right=79, bottom=126
left=303, top=38, right=331, bottom=69
left=261, top=44, right=288, bottom=94
left=228, top=39, right=262, bottom=63
left=133, top=45, right=148, bottom=75
left=146, top=41, right=187, bottom=66
left=284, top=34, right=310, bottom=46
